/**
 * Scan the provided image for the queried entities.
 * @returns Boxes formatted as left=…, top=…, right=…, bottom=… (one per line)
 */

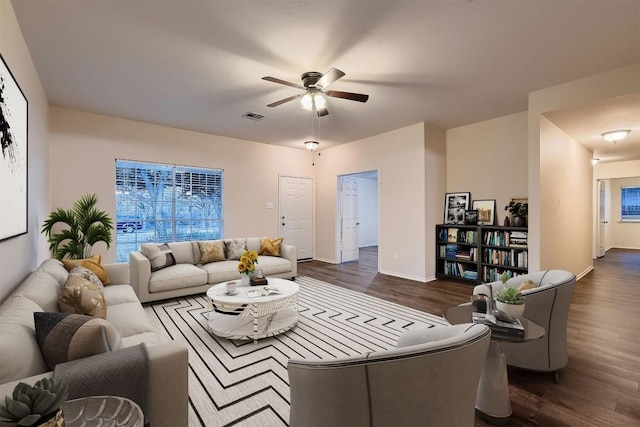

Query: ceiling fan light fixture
left=601, top=129, right=630, bottom=143
left=305, top=141, right=319, bottom=151
left=313, top=93, right=326, bottom=110
left=300, top=93, right=313, bottom=111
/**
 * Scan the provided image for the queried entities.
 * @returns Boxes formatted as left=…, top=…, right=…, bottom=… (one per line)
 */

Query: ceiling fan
left=262, top=68, right=369, bottom=117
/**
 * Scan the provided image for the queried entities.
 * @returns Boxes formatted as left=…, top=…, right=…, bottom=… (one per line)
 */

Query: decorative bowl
left=495, top=300, right=525, bottom=318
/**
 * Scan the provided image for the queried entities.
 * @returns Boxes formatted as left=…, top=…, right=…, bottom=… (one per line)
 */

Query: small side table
left=62, top=395, right=144, bottom=427
left=444, top=304, right=544, bottom=425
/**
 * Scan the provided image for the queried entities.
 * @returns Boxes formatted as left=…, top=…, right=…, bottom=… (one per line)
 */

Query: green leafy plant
left=41, top=193, right=113, bottom=260
left=504, top=201, right=528, bottom=217
left=0, top=378, right=68, bottom=426
left=495, top=287, right=524, bottom=305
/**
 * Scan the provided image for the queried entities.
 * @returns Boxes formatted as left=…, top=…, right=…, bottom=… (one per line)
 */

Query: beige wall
left=424, top=123, right=447, bottom=281
left=606, top=177, right=640, bottom=250
left=538, top=117, right=593, bottom=275
left=446, top=111, right=528, bottom=225
left=0, top=1, right=50, bottom=302
left=49, top=107, right=315, bottom=263
left=528, top=63, right=640, bottom=275
left=314, top=122, right=445, bottom=281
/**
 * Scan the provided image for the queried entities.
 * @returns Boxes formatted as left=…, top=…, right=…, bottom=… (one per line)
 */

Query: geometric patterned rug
left=144, top=276, right=449, bottom=426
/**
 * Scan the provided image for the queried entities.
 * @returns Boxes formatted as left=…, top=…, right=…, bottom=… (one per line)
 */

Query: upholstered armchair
left=287, top=323, right=490, bottom=427
left=473, top=269, right=576, bottom=382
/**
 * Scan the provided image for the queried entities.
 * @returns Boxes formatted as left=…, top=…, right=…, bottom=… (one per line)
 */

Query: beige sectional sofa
left=130, top=237, right=297, bottom=303
left=0, top=259, right=189, bottom=427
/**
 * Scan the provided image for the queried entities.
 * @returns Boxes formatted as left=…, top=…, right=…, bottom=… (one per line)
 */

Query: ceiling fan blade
left=316, top=68, right=345, bottom=88
left=325, top=90, right=369, bottom=103
left=262, top=76, right=305, bottom=90
left=267, top=93, right=303, bottom=107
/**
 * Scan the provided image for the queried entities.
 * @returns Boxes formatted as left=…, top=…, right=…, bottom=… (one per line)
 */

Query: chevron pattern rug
left=144, top=276, right=449, bottom=427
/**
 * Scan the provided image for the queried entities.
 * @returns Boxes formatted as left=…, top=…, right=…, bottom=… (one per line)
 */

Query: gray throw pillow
left=141, top=243, right=177, bottom=271
left=224, top=239, right=247, bottom=260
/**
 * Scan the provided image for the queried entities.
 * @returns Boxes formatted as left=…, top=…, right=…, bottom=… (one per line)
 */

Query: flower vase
left=513, top=215, right=526, bottom=227
left=241, top=274, right=250, bottom=286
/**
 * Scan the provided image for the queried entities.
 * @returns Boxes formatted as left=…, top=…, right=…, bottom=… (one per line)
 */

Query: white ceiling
left=11, top=0, right=640, bottom=161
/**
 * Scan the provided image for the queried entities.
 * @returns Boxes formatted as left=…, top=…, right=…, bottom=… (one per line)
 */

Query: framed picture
left=472, top=199, right=496, bottom=226
left=444, top=192, right=471, bottom=224
left=465, top=210, right=478, bottom=225
left=0, top=54, right=28, bottom=242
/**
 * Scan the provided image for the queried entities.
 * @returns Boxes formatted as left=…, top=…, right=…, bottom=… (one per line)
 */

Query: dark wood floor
left=298, top=247, right=640, bottom=427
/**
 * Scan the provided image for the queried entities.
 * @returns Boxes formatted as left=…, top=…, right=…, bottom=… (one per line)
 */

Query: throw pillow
left=198, top=240, right=226, bottom=264
left=59, top=275, right=107, bottom=319
left=259, top=237, right=284, bottom=256
left=62, top=255, right=110, bottom=285
left=69, top=266, right=104, bottom=291
left=518, top=280, right=537, bottom=292
left=224, top=238, right=247, bottom=260
left=34, top=312, right=122, bottom=370
left=140, top=243, right=176, bottom=271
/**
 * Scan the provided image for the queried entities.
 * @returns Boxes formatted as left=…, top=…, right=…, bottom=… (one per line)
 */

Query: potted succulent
left=504, top=201, right=528, bottom=227
left=41, top=194, right=114, bottom=260
left=0, top=378, right=68, bottom=426
left=495, top=286, right=525, bottom=318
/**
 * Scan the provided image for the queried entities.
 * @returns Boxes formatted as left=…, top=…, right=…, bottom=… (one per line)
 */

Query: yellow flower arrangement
left=237, top=250, right=259, bottom=275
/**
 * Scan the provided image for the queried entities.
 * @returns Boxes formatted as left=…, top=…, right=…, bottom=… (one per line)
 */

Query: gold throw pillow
left=259, top=237, right=283, bottom=256
left=198, top=240, right=226, bottom=264
left=62, top=255, right=110, bottom=285
left=59, top=275, right=107, bottom=319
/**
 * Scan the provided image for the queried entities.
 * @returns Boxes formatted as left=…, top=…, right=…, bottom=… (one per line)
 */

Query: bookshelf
left=436, top=224, right=528, bottom=284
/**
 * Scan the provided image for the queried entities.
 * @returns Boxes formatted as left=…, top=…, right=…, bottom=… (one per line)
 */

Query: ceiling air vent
left=242, top=112, right=265, bottom=121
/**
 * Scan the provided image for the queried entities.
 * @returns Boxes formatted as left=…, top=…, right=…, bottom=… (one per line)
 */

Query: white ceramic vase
left=241, top=274, right=250, bottom=286
left=495, top=300, right=525, bottom=318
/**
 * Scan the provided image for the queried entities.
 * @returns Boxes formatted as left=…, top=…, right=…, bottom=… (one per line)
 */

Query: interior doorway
left=279, top=175, right=313, bottom=261
left=337, top=171, right=379, bottom=264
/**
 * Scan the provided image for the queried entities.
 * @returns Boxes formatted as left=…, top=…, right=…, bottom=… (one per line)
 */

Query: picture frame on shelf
left=0, top=54, right=28, bottom=242
left=465, top=210, right=478, bottom=225
left=472, top=199, right=496, bottom=226
left=444, top=192, right=471, bottom=224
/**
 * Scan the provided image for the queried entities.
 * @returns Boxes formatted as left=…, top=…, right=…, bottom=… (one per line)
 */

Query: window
left=621, top=186, right=640, bottom=222
left=115, top=160, right=223, bottom=262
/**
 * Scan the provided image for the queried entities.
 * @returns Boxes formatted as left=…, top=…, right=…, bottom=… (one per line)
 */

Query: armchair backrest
left=288, top=323, right=490, bottom=427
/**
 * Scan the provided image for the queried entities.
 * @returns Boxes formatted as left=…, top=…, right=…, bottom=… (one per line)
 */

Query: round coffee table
left=444, top=304, right=544, bottom=425
left=206, top=278, right=299, bottom=343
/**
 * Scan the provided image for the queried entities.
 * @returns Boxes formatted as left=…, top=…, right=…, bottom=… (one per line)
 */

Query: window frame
left=620, top=185, right=640, bottom=222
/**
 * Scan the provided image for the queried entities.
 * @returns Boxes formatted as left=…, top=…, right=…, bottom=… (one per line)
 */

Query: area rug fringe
left=144, top=276, right=448, bottom=427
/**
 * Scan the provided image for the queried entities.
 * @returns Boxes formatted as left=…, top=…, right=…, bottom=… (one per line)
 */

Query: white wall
left=315, top=123, right=444, bottom=281
left=446, top=111, right=528, bottom=226
left=48, top=107, right=315, bottom=263
left=0, top=1, right=50, bottom=302
left=356, top=176, right=378, bottom=247
left=528, top=64, right=640, bottom=276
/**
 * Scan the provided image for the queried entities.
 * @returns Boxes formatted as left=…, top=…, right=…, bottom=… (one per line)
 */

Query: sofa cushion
left=255, top=255, right=293, bottom=276
left=167, top=241, right=196, bottom=265
left=59, top=275, right=107, bottom=319
left=200, top=260, right=242, bottom=284
left=259, top=237, right=283, bottom=256
left=141, top=243, right=177, bottom=272
left=106, top=302, right=157, bottom=338
left=103, top=284, right=142, bottom=306
left=197, top=240, right=226, bottom=264
left=36, top=258, right=69, bottom=286
left=0, top=297, right=48, bottom=383
left=34, top=312, right=122, bottom=370
left=224, top=238, right=246, bottom=260
left=149, top=264, right=208, bottom=293
left=62, top=255, right=110, bottom=285
left=14, top=271, right=62, bottom=313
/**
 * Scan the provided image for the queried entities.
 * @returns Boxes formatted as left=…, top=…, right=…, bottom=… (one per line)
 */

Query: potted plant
left=237, top=250, right=259, bottom=286
left=495, top=286, right=525, bottom=318
left=0, top=378, right=68, bottom=426
left=504, top=201, right=528, bottom=227
left=41, top=194, right=114, bottom=260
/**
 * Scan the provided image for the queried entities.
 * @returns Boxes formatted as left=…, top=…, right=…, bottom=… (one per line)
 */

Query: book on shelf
left=472, top=312, right=524, bottom=338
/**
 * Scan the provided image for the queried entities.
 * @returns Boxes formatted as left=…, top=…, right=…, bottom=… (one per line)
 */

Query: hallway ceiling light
left=304, top=141, right=319, bottom=151
left=601, top=129, right=630, bottom=144
left=591, top=158, right=599, bottom=165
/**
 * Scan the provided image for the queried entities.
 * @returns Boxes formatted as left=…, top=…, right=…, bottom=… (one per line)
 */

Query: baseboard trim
left=576, top=265, right=594, bottom=281
left=378, top=269, right=430, bottom=283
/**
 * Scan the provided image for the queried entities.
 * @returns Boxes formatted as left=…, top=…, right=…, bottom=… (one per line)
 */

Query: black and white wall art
left=0, top=54, right=28, bottom=242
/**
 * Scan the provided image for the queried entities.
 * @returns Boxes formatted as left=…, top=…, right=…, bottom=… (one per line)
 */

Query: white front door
left=340, top=176, right=359, bottom=262
left=279, top=175, right=313, bottom=260
left=597, top=180, right=606, bottom=258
